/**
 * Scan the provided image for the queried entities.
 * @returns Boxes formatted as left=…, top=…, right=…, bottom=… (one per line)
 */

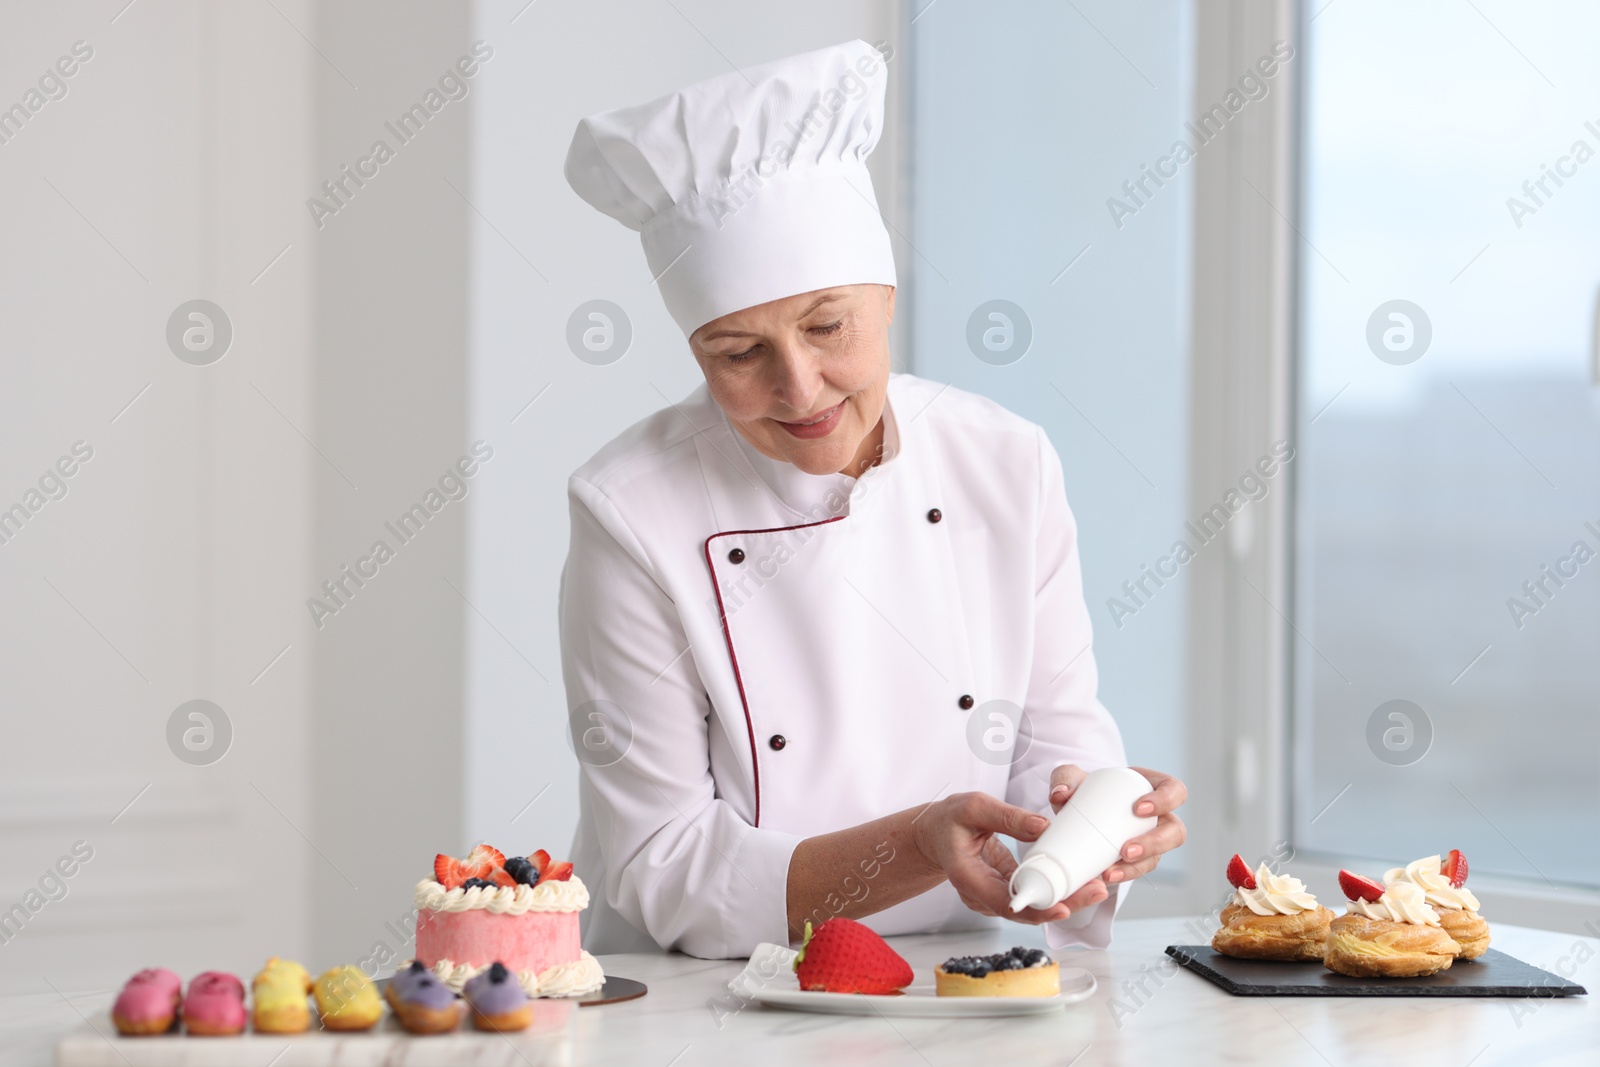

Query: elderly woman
left=560, top=39, right=1186, bottom=959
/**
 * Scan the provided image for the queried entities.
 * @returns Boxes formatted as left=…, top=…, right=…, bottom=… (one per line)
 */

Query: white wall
left=0, top=0, right=480, bottom=1000
left=0, top=0, right=319, bottom=991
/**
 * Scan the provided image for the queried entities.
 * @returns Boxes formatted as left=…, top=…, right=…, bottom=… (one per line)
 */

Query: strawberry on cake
left=405, top=845, right=604, bottom=998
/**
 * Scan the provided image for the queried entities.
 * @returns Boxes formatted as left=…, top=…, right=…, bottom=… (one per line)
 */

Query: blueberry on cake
left=933, top=947, right=1060, bottom=997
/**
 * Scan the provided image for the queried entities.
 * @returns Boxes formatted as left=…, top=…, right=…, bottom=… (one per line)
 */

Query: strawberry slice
left=434, top=854, right=468, bottom=889
left=542, top=860, right=573, bottom=882
left=1440, top=849, right=1468, bottom=887
left=489, top=867, right=518, bottom=888
left=469, top=845, right=506, bottom=870
left=433, top=845, right=506, bottom=889
left=528, top=849, right=551, bottom=875
left=1225, top=853, right=1256, bottom=890
left=1338, top=869, right=1385, bottom=902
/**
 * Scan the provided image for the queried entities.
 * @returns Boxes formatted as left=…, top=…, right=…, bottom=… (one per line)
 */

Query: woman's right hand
left=908, top=792, right=1077, bottom=924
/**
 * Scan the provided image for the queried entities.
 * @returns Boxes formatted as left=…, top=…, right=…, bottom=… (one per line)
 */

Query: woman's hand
left=1049, top=764, right=1188, bottom=907
left=907, top=792, right=1074, bottom=924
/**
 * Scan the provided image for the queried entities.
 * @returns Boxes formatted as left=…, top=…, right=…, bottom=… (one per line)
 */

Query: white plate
left=751, top=968, right=1097, bottom=1017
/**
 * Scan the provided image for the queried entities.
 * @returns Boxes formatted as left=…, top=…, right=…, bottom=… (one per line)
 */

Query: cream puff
left=1383, top=850, right=1489, bottom=959
left=1324, top=871, right=1460, bottom=978
left=1211, top=854, right=1334, bottom=961
left=313, top=965, right=383, bottom=1031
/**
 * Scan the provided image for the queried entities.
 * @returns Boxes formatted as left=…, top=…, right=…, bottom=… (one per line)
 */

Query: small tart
left=934, top=949, right=1059, bottom=998
left=1212, top=902, right=1334, bottom=961
left=1323, top=914, right=1460, bottom=978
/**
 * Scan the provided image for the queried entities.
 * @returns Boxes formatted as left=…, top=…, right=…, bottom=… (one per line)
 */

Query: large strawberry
left=793, top=918, right=912, bottom=995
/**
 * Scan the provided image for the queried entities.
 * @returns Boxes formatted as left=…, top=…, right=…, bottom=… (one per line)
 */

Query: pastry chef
left=559, top=39, right=1187, bottom=958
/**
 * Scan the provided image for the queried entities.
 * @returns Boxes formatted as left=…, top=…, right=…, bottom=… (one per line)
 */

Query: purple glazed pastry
left=464, top=962, right=533, bottom=1031
left=386, top=960, right=461, bottom=1034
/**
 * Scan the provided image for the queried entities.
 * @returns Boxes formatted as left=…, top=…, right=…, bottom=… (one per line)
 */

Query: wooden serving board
left=1166, top=945, right=1588, bottom=997
left=54, top=999, right=574, bottom=1067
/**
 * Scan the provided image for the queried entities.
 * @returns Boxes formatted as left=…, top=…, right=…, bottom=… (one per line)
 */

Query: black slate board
left=1165, top=945, right=1587, bottom=997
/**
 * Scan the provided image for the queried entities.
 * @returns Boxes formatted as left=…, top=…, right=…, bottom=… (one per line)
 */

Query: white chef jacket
left=560, top=371, right=1132, bottom=959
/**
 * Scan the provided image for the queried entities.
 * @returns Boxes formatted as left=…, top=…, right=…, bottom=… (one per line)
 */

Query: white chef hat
left=564, top=39, right=898, bottom=338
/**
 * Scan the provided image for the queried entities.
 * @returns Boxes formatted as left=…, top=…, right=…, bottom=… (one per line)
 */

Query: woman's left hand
left=1047, top=764, right=1188, bottom=912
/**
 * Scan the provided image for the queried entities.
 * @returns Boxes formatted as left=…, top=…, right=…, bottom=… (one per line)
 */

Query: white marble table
left=574, top=919, right=1596, bottom=1067
left=20, top=918, right=1598, bottom=1067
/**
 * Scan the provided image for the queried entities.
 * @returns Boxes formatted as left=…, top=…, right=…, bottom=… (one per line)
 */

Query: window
left=1292, top=0, right=1600, bottom=889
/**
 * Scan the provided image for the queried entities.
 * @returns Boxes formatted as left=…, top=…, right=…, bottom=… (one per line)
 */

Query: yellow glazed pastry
left=1211, top=856, right=1333, bottom=961
left=251, top=958, right=312, bottom=1033
left=1324, top=873, right=1460, bottom=978
left=314, top=965, right=383, bottom=1031
left=1383, top=852, right=1490, bottom=959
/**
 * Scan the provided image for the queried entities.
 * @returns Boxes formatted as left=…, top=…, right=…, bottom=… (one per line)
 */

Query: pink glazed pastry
left=183, top=971, right=247, bottom=1036
left=111, top=968, right=182, bottom=1036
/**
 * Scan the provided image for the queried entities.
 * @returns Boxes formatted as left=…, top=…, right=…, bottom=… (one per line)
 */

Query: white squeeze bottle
left=1009, top=766, right=1159, bottom=912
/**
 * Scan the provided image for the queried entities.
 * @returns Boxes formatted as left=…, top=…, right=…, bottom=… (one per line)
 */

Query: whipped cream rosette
left=413, top=876, right=591, bottom=915
left=1232, top=862, right=1321, bottom=916
left=1383, top=854, right=1481, bottom=912
left=1346, top=879, right=1442, bottom=926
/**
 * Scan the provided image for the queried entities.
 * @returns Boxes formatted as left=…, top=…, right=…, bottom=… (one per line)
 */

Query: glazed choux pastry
left=182, top=972, right=247, bottom=1036
left=465, top=962, right=533, bottom=1031
left=251, top=957, right=312, bottom=1033
left=386, top=960, right=463, bottom=1034
left=111, top=968, right=182, bottom=1036
left=313, top=965, right=383, bottom=1031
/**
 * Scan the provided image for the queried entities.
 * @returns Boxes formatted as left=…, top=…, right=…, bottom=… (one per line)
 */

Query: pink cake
left=408, top=846, right=604, bottom=998
left=416, top=904, right=580, bottom=976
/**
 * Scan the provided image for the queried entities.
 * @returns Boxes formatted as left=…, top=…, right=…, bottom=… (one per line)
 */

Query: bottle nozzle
left=1008, top=867, right=1057, bottom=913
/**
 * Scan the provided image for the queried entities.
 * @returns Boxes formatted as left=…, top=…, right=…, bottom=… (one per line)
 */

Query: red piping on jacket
left=703, top=516, right=847, bottom=828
